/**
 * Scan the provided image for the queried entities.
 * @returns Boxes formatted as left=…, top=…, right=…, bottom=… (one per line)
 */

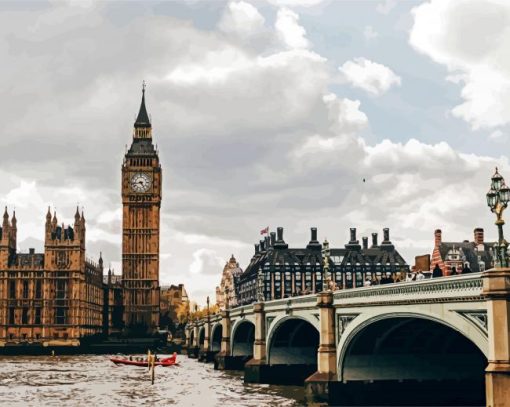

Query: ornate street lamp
left=322, top=238, right=331, bottom=291
left=486, top=167, right=510, bottom=268
left=257, top=267, right=265, bottom=302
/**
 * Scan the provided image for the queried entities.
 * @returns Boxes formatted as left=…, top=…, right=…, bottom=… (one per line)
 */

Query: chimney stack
left=274, top=226, right=289, bottom=249
left=270, top=232, right=276, bottom=247
left=311, top=227, right=318, bottom=242
left=372, top=233, right=378, bottom=247
left=254, top=243, right=260, bottom=254
left=362, top=237, right=368, bottom=250
left=383, top=228, right=391, bottom=243
left=434, top=229, right=442, bottom=247
left=350, top=228, right=358, bottom=243
left=260, top=239, right=266, bottom=251
left=277, top=227, right=284, bottom=242
left=474, top=228, right=484, bottom=245
left=265, top=235, right=270, bottom=249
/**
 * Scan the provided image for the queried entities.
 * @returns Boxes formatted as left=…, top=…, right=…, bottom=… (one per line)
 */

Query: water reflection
left=0, top=355, right=305, bottom=406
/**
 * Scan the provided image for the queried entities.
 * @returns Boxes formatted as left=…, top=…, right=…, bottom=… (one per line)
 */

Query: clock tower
left=121, top=84, right=161, bottom=334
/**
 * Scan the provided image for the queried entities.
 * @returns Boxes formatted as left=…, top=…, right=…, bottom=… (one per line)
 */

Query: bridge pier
left=187, top=324, right=200, bottom=359
left=483, top=267, right=510, bottom=407
left=199, top=321, right=216, bottom=362
left=305, top=291, right=336, bottom=405
left=214, top=310, right=235, bottom=370
left=244, top=302, right=270, bottom=383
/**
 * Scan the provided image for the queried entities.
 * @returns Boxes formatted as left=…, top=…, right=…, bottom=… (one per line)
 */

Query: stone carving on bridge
left=455, top=310, right=488, bottom=336
left=337, top=314, right=359, bottom=340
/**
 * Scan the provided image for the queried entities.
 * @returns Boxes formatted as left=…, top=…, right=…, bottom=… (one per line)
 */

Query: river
left=0, top=355, right=305, bottom=406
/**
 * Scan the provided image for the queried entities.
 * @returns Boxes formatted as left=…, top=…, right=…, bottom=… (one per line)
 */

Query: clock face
left=130, top=172, right=152, bottom=193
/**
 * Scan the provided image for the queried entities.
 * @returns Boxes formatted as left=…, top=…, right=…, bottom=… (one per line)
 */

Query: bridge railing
left=333, top=272, right=483, bottom=305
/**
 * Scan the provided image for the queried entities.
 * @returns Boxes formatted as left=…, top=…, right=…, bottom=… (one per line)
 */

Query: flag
left=260, top=226, right=269, bottom=235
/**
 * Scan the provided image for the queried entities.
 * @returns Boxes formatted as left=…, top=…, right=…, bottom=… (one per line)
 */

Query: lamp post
left=322, top=238, right=331, bottom=291
left=256, top=267, right=265, bottom=302
left=486, top=167, right=510, bottom=268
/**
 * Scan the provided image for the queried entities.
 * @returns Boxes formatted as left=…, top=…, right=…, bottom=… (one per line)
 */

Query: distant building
left=215, top=255, right=243, bottom=309
left=430, top=228, right=496, bottom=275
left=0, top=208, right=105, bottom=346
left=160, top=284, right=189, bottom=328
left=235, top=227, right=410, bottom=306
left=103, top=269, right=123, bottom=337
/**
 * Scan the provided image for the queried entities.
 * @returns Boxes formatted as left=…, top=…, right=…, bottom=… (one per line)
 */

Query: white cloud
left=363, top=25, right=379, bottom=41
left=266, top=0, right=325, bottom=7
left=338, top=57, right=401, bottom=95
left=410, top=0, right=510, bottom=129
left=275, top=7, right=310, bottom=49
left=218, top=1, right=266, bottom=38
left=189, top=248, right=225, bottom=275
left=376, top=0, right=397, bottom=15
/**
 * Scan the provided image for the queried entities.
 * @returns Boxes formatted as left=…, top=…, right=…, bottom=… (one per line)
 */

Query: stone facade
left=431, top=228, right=496, bottom=275
left=0, top=208, right=104, bottom=346
left=160, top=284, right=189, bottom=325
left=215, top=255, right=242, bottom=309
left=121, top=86, right=162, bottom=334
left=236, top=227, right=410, bottom=306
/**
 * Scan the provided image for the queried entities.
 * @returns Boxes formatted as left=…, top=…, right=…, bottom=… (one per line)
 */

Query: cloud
left=338, top=57, right=401, bottom=95
left=409, top=0, right=510, bottom=130
left=376, top=0, right=397, bottom=15
left=275, top=7, right=310, bottom=49
left=218, top=1, right=266, bottom=38
left=363, top=25, right=379, bottom=41
left=189, top=248, right=225, bottom=275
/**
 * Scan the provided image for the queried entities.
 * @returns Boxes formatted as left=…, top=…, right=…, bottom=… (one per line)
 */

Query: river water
left=0, top=355, right=305, bottom=406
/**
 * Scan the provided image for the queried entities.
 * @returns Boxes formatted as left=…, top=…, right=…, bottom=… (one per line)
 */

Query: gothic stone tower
left=122, top=85, right=161, bottom=334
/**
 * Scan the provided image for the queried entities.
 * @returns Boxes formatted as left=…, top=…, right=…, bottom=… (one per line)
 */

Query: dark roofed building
left=431, top=228, right=496, bottom=275
left=235, top=226, right=410, bottom=306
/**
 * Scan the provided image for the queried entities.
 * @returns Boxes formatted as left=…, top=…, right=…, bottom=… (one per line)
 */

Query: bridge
left=185, top=270, right=510, bottom=406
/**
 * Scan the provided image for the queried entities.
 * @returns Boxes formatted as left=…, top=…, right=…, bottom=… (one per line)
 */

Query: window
left=55, top=308, right=67, bottom=325
left=22, top=308, right=28, bottom=324
left=23, top=281, right=29, bottom=298
left=9, top=280, right=15, bottom=299
left=9, top=308, right=15, bottom=324
left=55, top=280, right=67, bottom=299
left=34, top=308, right=41, bottom=325
left=35, top=280, right=42, bottom=298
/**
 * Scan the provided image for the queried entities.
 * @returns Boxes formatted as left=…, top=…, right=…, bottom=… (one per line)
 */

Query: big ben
left=122, top=84, right=161, bottom=334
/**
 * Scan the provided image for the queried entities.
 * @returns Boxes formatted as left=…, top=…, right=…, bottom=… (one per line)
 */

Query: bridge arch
left=198, top=326, right=205, bottom=348
left=267, top=315, right=319, bottom=366
left=211, top=323, right=222, bottom=352
left=335, top=312, right=487, bottom=405
left=231, top=320, right=255, bottom=357
left=189, top=329, right=195, bottom=347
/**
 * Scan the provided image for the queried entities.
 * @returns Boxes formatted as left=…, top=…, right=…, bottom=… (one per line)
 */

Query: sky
left=1, top=0, right=509, bottom=305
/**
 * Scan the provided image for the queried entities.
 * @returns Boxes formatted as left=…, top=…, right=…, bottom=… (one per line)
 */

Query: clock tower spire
left=121, top=83, right=161, bottom=335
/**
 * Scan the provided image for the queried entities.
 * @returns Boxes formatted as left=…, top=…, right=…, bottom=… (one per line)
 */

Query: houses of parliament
left=0, top=86, right=162, bottom=347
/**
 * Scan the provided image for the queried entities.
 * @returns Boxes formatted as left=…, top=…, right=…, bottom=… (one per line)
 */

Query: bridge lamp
left=322, top=239, right=332, bottom=291
left=486, top=167, right=510, bottom=268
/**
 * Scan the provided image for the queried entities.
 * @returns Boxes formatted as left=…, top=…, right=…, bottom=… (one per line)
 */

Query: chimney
left=270, top=232, right=276, bottom=246
left=29, top=248, right=35, bottom=254
left=350, top=228, right=357, bottom=243
left=265, top=235, right=270, bottom=249
left=434, top=229, right=442, bottom=247
left=371, top=233, right=378, bottom=247
left=362, top=237, right=368, bottom=250
left=260, top=239, right=266, bottom=251
left=274, top=226, right=289, bottom=249
left=474, top=228, right=484, bottom=245
left=254, top=243, right=260, bottom=254
left=383, top=228, right=391, bottom=243
left=311, top=227, right=318, bottom=242
left=277, top=227, right=284, bottom=242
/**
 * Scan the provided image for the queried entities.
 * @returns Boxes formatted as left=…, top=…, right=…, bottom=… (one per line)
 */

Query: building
left=430, top=228, right=495, bottom=275
left=215, top=255, right=243, bottom=309
left=103, top=269, right=123, bottom=337
left=235, top=227, right=410, bottom=306
left=0, top=208, right=105, bottom=346
left=121, top=85, right=162, bottom=334
left=160, top=284, right=189, bottom=328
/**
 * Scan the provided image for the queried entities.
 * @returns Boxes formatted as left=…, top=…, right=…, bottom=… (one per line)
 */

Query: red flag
left=260, top=226, right=269, bottom=235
